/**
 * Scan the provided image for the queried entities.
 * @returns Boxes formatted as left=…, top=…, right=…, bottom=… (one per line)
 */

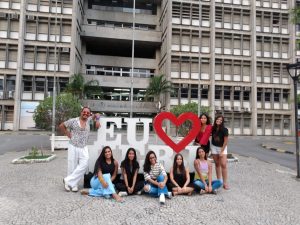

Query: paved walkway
left=0, top=149, right=299, bottom=225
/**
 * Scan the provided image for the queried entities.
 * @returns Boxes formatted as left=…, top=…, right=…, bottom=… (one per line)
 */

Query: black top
left=212, top=127, right=228, bottom=147
left=101, top=160, right=115, bottom=176
left=121, top=161, right=139, bottom=186
left=174, top=171, right=186, bottom=187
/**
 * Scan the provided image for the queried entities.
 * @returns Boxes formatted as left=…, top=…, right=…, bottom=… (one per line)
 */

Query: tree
left=33, top=93, right=81, bottom=131
left=65, top=73, right=103, bottom=99
left=170, top=102, right=211, bottom=136
left=145, top=74, right=172, bottom=105
left=290, top=7, right=300, bottom=49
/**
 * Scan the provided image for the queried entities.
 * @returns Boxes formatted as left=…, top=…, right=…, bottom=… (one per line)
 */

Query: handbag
left=84, top=172, right=93, bottom=188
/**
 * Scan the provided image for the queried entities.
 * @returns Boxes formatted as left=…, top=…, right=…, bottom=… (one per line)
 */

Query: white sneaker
left=118, top=191, right=128, bottom=197
left=71, top=186, right=78, bottom=192
left=167, top=192, right=172, bottom=199
left=63, top=178, right=70, bottom=192
left=137, top=191, right=142, bottom=195
left=159, top=193, right=165, bottom=204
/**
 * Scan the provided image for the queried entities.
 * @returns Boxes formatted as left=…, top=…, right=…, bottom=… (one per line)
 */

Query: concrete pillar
left=13, top=0, right=26, bottom=131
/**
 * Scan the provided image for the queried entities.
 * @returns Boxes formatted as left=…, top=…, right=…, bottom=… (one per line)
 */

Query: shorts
left=211, top=144, right=227, bottom=155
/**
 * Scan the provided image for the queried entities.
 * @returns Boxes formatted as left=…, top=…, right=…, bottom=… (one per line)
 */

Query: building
left=0, top=0, right=296, bottom=135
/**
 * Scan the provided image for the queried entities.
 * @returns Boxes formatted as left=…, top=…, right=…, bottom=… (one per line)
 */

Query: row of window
left=86, top=65, right=155, bottom=79
left=87, top=20, right=156, bottom=31
left=170, top=57, right=290, bottom=84
left=0, top=1, right=72, bottom=14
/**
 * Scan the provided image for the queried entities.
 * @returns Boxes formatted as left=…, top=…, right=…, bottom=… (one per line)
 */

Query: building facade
left=0, top=0, right=296, bottom=135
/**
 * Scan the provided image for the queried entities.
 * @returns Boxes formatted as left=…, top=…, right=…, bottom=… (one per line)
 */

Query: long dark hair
left=212, top=116, right=224, bottom=133
left=199, top=113, right=211, bottom=125
left=196, top=146, right=207, bottom=160
left=173, top=153, right=186, bottom=175
left=121, top=148, right=139, bottom=174
left=143, top=151, right=156, bottom=173
left=93, top=146, right=114, bottom=176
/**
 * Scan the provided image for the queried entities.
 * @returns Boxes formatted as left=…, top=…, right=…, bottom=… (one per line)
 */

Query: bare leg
left=172, top=187, right=178, bottom=196
left=212, top=154, right=221, bottom=179
left=220, top=154, right=228, bottom=189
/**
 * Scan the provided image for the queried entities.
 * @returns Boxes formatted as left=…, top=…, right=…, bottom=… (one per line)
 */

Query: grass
left=21, top=155, right=52, bottom=160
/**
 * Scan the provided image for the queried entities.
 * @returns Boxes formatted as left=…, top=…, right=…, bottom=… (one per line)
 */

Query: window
left=23, top=76, right=32, bottom=91
left=35, top=77, right=45, bottom=92
left=191, top=84, right=198, bottom=99
left=224, top=86, right=231, bottom=100
left=180, top=84, right=188, bottom=98
left=215, top=86, right=221, bottom=100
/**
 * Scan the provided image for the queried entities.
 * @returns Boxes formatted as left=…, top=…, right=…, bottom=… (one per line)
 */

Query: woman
left=80, top=146, right=123, bottom=202
left=168, top=153, right=194, bottom=196
left=194, top=113, right=212, bottom=155
left=115, top=148, right=144, bottom=196
left=211, top=115, right=229, bottom=190
left=143, top=151, right=172, bottom=204
left=193, top=147, right=222, bottom=194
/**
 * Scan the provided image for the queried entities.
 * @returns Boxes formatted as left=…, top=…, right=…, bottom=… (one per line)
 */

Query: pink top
left=195, top=124, right=212, bottom=146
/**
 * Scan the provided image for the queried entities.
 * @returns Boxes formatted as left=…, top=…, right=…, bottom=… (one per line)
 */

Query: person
left=193, top=147, right=222, bottom=194
left=194, top=113, right=212, bottom=155
left=80, top=146, right=123, bottom=202
left=168, top=153, right=194, bottom=196
left=59, top=107, right=100, bottom=192
left=115, top=148, right=144, bottom=196
left=211, top=115, right=229, bottom=190
left=143, top=151, right=172, bottom=204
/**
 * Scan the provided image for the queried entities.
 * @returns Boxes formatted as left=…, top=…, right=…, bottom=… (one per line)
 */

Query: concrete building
left=0, top=0, right=296, bottom=136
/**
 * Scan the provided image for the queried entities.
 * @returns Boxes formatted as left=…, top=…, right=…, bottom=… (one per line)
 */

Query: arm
left=194, top=159, right=208, bottom=191
left=200, top=125, right=212, bottom=146
left=170, top=167, right=180, bottom=188
left=111, top=160, right=118, bottom=182
left=93, top=113, right=101, bottom=129
left=144, top=172, right=159, bottom=187
left=121, top=167, right=129, bottom=190
left=97, top=169, right=108, bottom=188
left=220, top=135, right=229, bottom=157
left=207, top=161, right=212, bottom=192
left=130, top=169, right=138, bottom=193
left=59, top=122, right=71, bottom=139
left=183, top=168, right=190, bottom=188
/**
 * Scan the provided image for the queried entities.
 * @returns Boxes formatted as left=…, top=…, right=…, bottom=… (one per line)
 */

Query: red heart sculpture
left=153, top=112, right=200, bottom=153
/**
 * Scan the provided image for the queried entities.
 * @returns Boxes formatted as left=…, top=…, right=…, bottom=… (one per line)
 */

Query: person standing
left=59, top=106, right=100, bottom=192
left=194, top=113, right=212, bottom=155
left=211, top=115, right=229, bottom=190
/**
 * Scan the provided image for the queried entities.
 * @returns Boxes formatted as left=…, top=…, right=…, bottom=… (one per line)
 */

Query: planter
left=12, top=154, right=56, bottom=164
left=49, top=136, right=69, bottom=149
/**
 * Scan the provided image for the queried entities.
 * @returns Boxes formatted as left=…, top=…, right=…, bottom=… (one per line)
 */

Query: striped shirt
left=144, top=162, right=167, bottom=181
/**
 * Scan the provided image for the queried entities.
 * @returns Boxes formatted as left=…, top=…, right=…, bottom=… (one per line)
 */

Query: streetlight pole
left=51, top=0, right=58, bottom=152
left=287, top=60, right=300, bottom=178
left=130, top=0, right=136, bottom=118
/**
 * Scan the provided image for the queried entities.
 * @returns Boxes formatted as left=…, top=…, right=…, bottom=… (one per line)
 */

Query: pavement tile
left=0, top=150, right=299, bottom=225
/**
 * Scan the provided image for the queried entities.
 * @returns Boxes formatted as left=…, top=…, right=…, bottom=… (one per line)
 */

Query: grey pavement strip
left=0, top=150, right=299, bottom=225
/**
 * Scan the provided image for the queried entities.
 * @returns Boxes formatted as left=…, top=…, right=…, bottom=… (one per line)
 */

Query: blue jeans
left=145, top=174, right=169, bottom=197
left=89, top=173, right=116, bottom=197
left=194, top=179, right=223, bottom=191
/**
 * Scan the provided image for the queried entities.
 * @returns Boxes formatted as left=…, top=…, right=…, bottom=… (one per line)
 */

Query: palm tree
left=65, top=74, right=103, bottom=100
left=145, top=74, right=172, bottom=110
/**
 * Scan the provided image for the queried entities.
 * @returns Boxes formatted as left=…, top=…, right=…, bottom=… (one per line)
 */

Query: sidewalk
left=0, top=150, right=299, bottom=225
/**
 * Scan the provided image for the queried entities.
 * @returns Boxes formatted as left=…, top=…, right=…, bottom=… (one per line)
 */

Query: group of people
left=60, top=107, right=229, bottom=204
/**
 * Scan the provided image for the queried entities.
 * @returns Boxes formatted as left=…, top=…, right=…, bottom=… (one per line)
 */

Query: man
left=59, top=107, right=100, bottom=192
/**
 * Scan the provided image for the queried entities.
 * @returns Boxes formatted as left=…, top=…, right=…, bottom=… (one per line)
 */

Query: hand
left=128, top=187, right=134, bottom=194
left=102, top=182, right=108, bottom=189
left=177, top=187, right=182, bottom=193
left=220, top=151, right=224, bottom=157
left=66, top=131, right=71, bottom=139
left=158, top=182, right=165, bottom=189
left=208, top=185, right=212, bottom=193
left=204, top=184, right=208, bottom=192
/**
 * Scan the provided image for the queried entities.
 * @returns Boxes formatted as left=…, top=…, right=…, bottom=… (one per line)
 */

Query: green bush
left=170, top=102, right=211, bottom=136
left=33, top=93, right=81, bottom=131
